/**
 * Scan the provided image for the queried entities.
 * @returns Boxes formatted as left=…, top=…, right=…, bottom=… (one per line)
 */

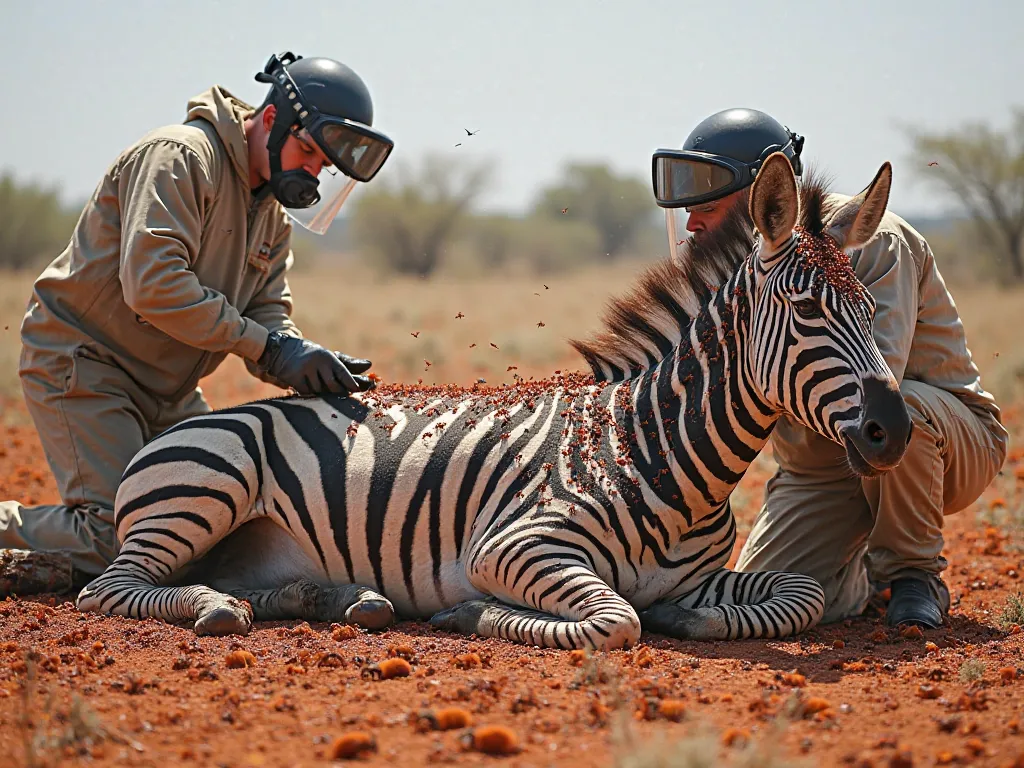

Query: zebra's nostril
left=863, top=420, right=887, bottom=446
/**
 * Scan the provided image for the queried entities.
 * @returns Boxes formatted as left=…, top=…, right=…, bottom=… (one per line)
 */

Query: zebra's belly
left=620, top=571, right=683, bottom=609
left=615, top=540, right=734, bottom=609
left=266, top=507, right=487, bottom=619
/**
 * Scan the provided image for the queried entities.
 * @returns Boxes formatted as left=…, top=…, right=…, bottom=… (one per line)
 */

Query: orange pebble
left=453, top=652, right=481, bottom=669
left=416, top=707, right=473, bottom=732
left=387, top=644, right=416, bottom=660
left=658, top=699, right=687, bottom=722
left=1000, top=667, right=1018, bottom=683
left=568, top=649, right=587, bottom=666
left=331, top=624, right=360, bottom=641
left=329, top=732, right=377, bottom=760
left=721, top=727, right=749, bottom=747
left=224, top=650, right=257, bottom=669
left=782, top=672, right=807, bottom=687
left=802, top=697, right=831, bottom=716
left=378, top=657, right=412, bottom=679
left=463, top=725, right=520, bottom=755
left=899, top=625, right=924, bottom=640
left=964, top=738, right=984, bottom=757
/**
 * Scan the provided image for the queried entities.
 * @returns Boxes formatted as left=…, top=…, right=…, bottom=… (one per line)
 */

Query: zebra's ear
left=825, top=162, right=892, bottom=250
left=749, top=152, right=799, bottom=254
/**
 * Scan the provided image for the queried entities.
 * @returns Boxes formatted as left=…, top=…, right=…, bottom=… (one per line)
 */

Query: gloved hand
left=255, top=332, right=376, bottom=396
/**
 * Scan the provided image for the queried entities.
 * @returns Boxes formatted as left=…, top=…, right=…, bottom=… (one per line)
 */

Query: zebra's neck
left=620, top=263, right=778, bottom=525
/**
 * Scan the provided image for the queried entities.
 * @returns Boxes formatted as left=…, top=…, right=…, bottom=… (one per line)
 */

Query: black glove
left=255, top=332, right=376, bottom=396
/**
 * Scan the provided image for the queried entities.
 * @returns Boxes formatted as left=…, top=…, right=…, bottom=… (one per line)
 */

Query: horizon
left=1, top=1, right=1018, bottom=223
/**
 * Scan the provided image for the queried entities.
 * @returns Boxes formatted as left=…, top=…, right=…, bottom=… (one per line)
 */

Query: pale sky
left=1, top=0, right=1018, bottom=218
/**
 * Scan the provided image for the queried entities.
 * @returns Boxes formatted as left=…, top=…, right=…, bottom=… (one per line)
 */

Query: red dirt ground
left=1, top=368, right=1023, bottom=768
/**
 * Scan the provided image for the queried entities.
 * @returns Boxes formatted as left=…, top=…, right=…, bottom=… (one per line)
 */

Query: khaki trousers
left=735, top=380, right=1009, bottom=624
left=0, top=347, right=211, bottom=576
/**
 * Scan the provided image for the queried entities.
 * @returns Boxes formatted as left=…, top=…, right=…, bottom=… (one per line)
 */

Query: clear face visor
left=665, top=207, right=690, bottom=264
left=284, top=166, right=359, bottom=235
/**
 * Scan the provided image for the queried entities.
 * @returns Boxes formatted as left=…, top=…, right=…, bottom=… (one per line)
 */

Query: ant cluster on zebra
left=75, top=152, right=913, bottom=653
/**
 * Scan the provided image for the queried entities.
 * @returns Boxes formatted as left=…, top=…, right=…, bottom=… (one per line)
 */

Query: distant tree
left=0, top=172, right=79, bottom=270
left=464, top=214, right=521, bottom=270
left=532, top=163, right=655, bottom=260
left=350, top=154, right=492, bottom=277
left=905, top=109, right=1024, bottom=282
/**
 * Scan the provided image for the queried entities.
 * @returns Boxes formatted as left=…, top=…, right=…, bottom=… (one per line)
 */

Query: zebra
left=76, top=152, right=913, bottom=649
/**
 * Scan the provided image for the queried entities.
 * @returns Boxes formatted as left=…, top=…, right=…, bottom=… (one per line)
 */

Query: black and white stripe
left=77, top=162, right=906, bottom=648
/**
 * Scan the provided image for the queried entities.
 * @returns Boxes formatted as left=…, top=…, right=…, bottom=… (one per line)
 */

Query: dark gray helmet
left=256, top=52, right=394, bottom=186
left=652, top=108, right=804, bottom=209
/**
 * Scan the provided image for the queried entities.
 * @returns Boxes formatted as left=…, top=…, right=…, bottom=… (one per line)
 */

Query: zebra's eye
left=793, top=299, right=821, bottom=319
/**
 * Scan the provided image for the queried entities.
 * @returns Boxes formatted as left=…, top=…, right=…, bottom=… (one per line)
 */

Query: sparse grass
left=16, top=649, right=143, bottom=766
left=998, top=592, right=1024, bottom=630
left=569, top=650, right=619, bottom=690
left=1, top=266, right=1021, bottom=402
left=958, top=658, right=987, bottom=683
left=610, top=705, right=809, bottom=768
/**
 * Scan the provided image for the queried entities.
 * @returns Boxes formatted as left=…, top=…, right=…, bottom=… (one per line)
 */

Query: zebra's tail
left=640, top=569, right=826, bottom=641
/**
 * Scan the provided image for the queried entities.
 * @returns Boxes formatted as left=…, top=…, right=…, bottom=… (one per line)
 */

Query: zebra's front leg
left=429, top=564, right=641, bottom=650
left=78, top=572, right=254, bottom=637
left=228, top=580, right=394, bottom=630
left=640, top=568, right=826, bottom=641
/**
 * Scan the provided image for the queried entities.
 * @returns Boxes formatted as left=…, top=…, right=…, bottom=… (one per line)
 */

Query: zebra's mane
left=569, top=167, right=836, bottom=377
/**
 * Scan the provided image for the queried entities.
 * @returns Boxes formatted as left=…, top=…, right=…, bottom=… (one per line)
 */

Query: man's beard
left=672, top=193, right=757, bottom=276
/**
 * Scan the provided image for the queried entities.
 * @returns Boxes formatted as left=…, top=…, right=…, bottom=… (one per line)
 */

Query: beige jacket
left=19, top=86, right=302, bottom=403
left=771, top=193, right=1009, bottom=473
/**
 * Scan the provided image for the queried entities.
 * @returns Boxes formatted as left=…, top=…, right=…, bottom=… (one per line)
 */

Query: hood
left=185, top=85, right=256, bottom=184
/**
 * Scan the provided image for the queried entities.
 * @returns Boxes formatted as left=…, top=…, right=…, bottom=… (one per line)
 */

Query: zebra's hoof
left=639, top=604, right=702, bottom=639
left=195, top=605, right=252, bottom=637
left=345, top=598, right=394, bottom=630
left=429, top=600, right=489, bottom=635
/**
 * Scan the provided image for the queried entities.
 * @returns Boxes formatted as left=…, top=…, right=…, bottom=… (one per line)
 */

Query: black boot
left=886, top=575, right=946, bottom=629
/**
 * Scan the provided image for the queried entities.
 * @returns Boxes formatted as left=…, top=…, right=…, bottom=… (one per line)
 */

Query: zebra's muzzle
left=841, top=377, right=913, bottom=475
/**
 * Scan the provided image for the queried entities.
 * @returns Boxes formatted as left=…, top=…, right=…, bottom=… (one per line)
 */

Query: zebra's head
left=745, top=152, right=912, bottom=476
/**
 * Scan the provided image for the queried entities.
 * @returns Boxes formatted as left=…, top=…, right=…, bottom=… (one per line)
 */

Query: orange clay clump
left=461, top=725, right=521, bottom=755
left=331, top=624, right=360, bottom=641
left=329, top=732, right=377, bottom=760
left=415, top=707, right=473, bottom=732
left=224, top=650, right=256, bottom=669
left=658, top=699, right=687, bottom=722
left=378, top=657, right=412, bottom=679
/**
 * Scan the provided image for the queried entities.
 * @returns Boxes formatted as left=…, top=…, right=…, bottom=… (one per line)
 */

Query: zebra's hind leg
left=228, top=580, right=394, bottom=630
left=640, top=568, right=826, bottom=641
left=428, top=565, right=641, bottom=650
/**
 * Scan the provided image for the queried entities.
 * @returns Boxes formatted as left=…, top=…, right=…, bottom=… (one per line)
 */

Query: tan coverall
left=0, top=86, right=302, bottom=576
left=735, top=194, right=1010, bottom=623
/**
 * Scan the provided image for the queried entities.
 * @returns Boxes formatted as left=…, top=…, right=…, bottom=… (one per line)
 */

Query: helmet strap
left=256, top=72, right=321, bottom=209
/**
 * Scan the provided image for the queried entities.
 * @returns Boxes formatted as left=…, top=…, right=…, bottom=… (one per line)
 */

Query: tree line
left=3, top=108, right=1022, bottom=283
